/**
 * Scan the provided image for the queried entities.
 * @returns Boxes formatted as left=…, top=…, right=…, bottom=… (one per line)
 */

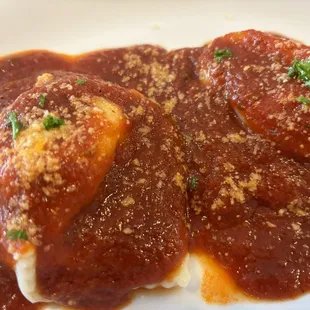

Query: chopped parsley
left=305, top=124, right=310, bottom=128
left=214, top=49, right=232, bottom=63
left=43, top=115, right=65, bottom=130
left=288, top=58, right=310, bottom=87
left=6, top=229, right=28, bottom=241
left=188, top=176, right=199, bottom=191
left=184, top=135, right=193, bottom=143
left=76, top=78, right=86, bottom=85
left=7, top=111, right=23, bottom=139
left=39, top=94, right=46, bottom=108
left=297, top=96, right=310, bottom=105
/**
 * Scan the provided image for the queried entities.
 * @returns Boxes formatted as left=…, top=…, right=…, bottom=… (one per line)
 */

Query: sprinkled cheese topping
left=218, top=171, right=262, bottom=205
left=121, top=196, right=135, bottom=207
left=10, top=120, right=72, bottom=186
left=35, top=73, right=53, bottom=87
left=204, top=31, right=310, bottom=159
left=0, top=78, right=129, bottom=245
left=173, top=172, right=186, bottom=192
left=122, top=51, right=176, bottom=98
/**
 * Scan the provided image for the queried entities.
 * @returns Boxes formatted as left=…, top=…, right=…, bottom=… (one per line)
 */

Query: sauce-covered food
left=0, top=30, right=310, bottom=309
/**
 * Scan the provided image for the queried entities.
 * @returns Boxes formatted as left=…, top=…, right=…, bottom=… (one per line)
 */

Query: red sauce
left=199, top=29, right=310, bottom=160
left=0, top=52, right=188, bottom=309
left=0, top=30, right=310, bottom=309
left=0, top=262, right=42, bottom=309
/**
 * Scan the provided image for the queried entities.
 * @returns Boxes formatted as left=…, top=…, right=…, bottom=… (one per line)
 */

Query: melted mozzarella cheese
left=144, top=254, right=190, bottom=289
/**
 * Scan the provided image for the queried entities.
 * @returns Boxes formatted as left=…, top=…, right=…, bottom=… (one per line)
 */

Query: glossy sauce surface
left=0, top=262, right=42, bottom=310
left=73, top=41, right=310, bottom=299
left=0, top=30, right=310, bottom=309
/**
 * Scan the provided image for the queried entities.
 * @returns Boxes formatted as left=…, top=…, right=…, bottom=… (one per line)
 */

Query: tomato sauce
left=0, top=30, right=310, bottom=309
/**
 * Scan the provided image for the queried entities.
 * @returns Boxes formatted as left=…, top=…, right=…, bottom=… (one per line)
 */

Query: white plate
left=0, top=0, right=309, bottom=309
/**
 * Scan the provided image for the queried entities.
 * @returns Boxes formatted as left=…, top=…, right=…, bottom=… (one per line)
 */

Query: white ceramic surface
left=1, top=0, right=309, bottom=309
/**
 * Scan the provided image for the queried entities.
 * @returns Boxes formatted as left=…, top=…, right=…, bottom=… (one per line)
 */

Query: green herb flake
left=288, top=58, right=310, bottom=87
left=297, top=96, right=310, bottom=105
left=214, top=49, right=232, bottom=63
left=7, top=111, right=23, bottom=139
left=76, top=79, right=86, bottom=85
left=305, top=124, right=310, bottom=128
left=43, top=115, right=65, bottom=131
left=6, top=229, right=28, bottom=241
left=188, top=176, right=199, bottom=191
left=184, top=135, right=193, bottom=143
left=39, top=94, right=46, bottom=108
